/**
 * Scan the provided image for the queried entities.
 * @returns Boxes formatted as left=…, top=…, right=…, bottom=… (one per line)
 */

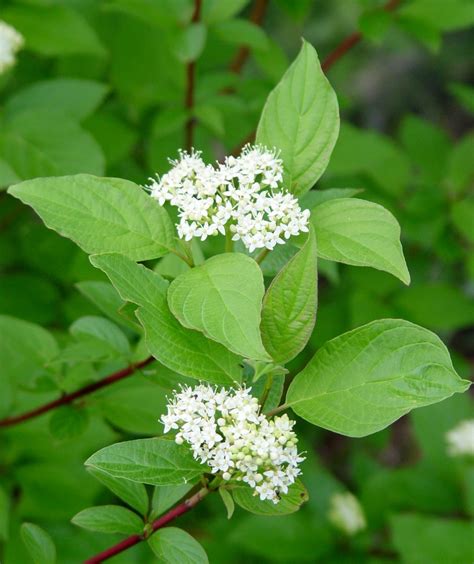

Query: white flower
left=328, top=492, right=366, bottom=536
left=146, top=145, right=309, bottom=253
left=446, top=419, right=474, bottom=457
left=160, top=385, right=304, bottom=504
left=0, top=20, right=23, bottom=74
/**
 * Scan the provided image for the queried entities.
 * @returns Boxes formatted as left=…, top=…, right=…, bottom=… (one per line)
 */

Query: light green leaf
left=311, top=198, right=410, bottom=284
left=256, top=40, right=339, bottom=196
left=168, top=253, right=270, bottom=360
left=72, top=505, right=144, bottom=535
left=213, top=19, right=269, bottom=51
left=8, top=175, right=175, bottom=261
left=174, top=23, right=207, bottom=62
left=445, top=132, right=474, bottom=196
left=85, top=438, right=206, bottom=486
left=286, top=319, right=470, bottom=437
left=88, top=467, right=149, bottom=515
left=261, top=228, right=317, bottom=363
left=148, top=527, right=209, bottom=564
left=151, top=484, right=194, bottom=519
left=203, top=0, right=250, bottom=23
left=398, top=0, right=474, bottom=32
left=219, top=487, right=235, bottom=519
left=21, top=523, right=56, bottom=564
left=451, top=198, right=474, bottom=244
left=0, top=110, right=105, bottom=179
left=90, top=253, right=242, bottom=384
left=232, top=480, right=308, bottom=516
left=0, top=158, right=20, bottom=189
left=5, top=79, right=108, bottom=121
left=2, top=4, right=106, bottom=57
left=70, top=316, right=131, bottom=358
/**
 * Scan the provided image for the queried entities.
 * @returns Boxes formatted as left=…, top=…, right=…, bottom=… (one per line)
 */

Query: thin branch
left=229, top=0, right=270, bottom=74
left=184, top=0, right=203, bottom=151
left=84, top=486, right=210, bottom=563
left=0, top=357, right=155, bottom=429
left=230, top=0, right=401, bottom=154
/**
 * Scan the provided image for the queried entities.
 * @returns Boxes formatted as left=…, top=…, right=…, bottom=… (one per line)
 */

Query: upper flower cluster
left=147, top=145, right=310, bottom=253
left=161, top=384, right=304, bottom=503
left=446, top=419, right=474, bottom=457
left=0, top=20, right=24, bottom=75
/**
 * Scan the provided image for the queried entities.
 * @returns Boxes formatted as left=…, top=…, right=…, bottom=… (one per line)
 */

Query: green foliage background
left=0, top=0, right=473, bottom=562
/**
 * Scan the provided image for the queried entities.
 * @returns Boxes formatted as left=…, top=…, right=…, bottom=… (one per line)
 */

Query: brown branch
left=185, top=0, right=203, bottom=151
left=230, top=0, right=401, bottom=155
left=0, top=357, right=155, bottom=428
left=229, top=0, right=270, bottom=74
left=84, top=486, right=210, bottom=563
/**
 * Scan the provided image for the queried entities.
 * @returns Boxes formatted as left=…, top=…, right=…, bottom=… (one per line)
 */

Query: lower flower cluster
left=161, top=385, right=304, bottom=503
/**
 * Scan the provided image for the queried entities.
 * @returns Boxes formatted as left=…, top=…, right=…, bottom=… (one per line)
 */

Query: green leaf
left=445, top=132, right=474, bottom=196
left=49, top=406, right=89, bottom=441
left=451, top=198, right=474, bottom=244
left=0, top=486, right=9, bottom=541
left=70, top=316, right=131, bottom=358
left=219, top=487, right=235, bottom=519
left=299, top=187, right=362, bottom=210
left=90, top=253, right=242, bottom=384
left=8, top=175, right=175, bottom=261
left=398, top=0, right=474, bottom=32
left=311, top=198, right=410, bottom=284
left=151, top=484, right=194, bottom=519
left=286, top=319, right=470, bottom=437
left=232, top=480, right=308, bottom=516
left=168, top=253, right=270, bottom=360
left=21, top=523, right=56, bottom=564
left=256, top=40, right=339, bottom=196
left=148, top=527, right=209, bottom=563
left=0, top=110, right=105, bottom=179
left=203, top=0, right=251, bottom=23
left=213, top=19, right=269, bottom=51
left=359, top=10, right=392, bottom=42
left=72, top=505, right=144, bottom=535
left=390, top=514, right=474, bottom=564
left=5, top=79, right=108, bottom=121
left=85, top=438, right=206, bottom=486
left=449, top=82, right=474, bottom=115
left=2, top=4, right=106, bottom=57
left=88, top=467, right=149, bottom=515
left=174, top=23, right=207, bottom=62
left=261, top=228, right=317, bottom=363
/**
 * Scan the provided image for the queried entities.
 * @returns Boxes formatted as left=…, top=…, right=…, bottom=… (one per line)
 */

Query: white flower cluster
left=0, top=20, right=23, bottom=75
left=328, top=492, right=366, bottom=536
left=147, top=145, right=310, bottom=253
left=446, top=419, right=474, bottom=457
left=161, top=384, right=304, bottom=503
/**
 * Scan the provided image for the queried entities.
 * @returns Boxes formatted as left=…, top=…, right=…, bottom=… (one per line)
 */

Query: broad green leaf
left=5, top=79, right=108, bottom=121
left=261, top=228, right=317, bottom=363
left=8, top=175, right=175, bottom=261
left=219, top=487, right=235, bottom=519
left=88, top=467, right=149, bottom=515
left=2, top=4, right=106, bottom=57
left=168, top=253, right=270, bottom=360
left=311, top=198, right=410, bottom=284
left=72, top=505, right=144, bottom=535
left=49, top=406, right=89, bottom=441
left=0, top=110, right=105, bottom=179
left=451, top=198, right=474, bottom=244
left=203, top=0, right=250, bottom=23
left=0, top=486, right=9, bottom=541
left=445, top=132, right=474, bottom=196
left=233, top=480, right=308, bottom=516
left=90, top=253, right=242, bottom=384
left=174, top=23, right=207, bottom=62
left=213, top=19, right=269, bottom=51
left=398, top=0, right=474, bottom=32
left=76, top=281, right=140, bottom=331
left=0, top=158, right=20, bottom=189
left=151, top=483, right=194, bottom=519
left=20, top=523, right=56, bottom=564
left=286, top=319, right=470, bottom=437
left=85, top=438, right=206, bottom=486
left=256, top=40, right=339, bottom=196
left=299, top=187, right=362, bottom=210
left=70, top=316, right=131, bottom=358
left=390, top=514, right=474, bottom=564
left=148, top=527, right=209, bottom=564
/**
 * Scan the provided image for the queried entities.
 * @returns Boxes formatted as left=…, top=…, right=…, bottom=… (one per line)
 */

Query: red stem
left=84, top=487, right=209, bottom=563
left=184, top=0, right=203, bottom=150
left=0, top=357, right=155, bottom=428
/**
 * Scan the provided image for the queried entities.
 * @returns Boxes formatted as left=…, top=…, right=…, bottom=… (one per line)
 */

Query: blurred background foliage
left=0, top=0, right=473, bottom=562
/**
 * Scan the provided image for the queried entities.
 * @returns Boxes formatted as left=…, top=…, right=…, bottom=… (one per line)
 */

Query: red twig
left=229, top=0, right=269, bottom=74
left=0, top=357, right=155, bottom=428
left=84, top=486, right=210, bottom=563
left=184, top=0, right=203, bottom=150
left=230, top=0, right=401, bottom=154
